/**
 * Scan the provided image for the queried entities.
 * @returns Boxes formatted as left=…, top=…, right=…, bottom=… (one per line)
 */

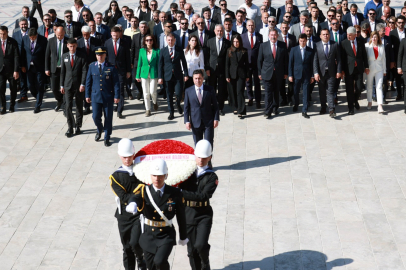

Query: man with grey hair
left=184, top=3, right=194, bottom=23
left=289, top=11, right=313, bottom=40
left=14, top=6, right=39, bottom=30
left=341, top=26, right=369, bottom=115
left=63, top=10, right=82, bottom=39
left=190, top=13, right=200, bottom=30
left=206, top=24, right=230, bottom=115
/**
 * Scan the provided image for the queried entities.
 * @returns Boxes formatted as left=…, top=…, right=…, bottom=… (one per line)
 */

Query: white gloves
left=125, top=202, right=138, bottom=214
left=178, top=238, right=189, bottom=246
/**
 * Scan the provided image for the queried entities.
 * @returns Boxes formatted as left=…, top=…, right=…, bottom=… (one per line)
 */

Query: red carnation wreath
left=133, top=140, right=196, bottom=187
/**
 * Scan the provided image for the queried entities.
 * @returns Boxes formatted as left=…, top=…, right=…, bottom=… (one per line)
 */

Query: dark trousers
left=65, top=88, right=84, bottom=129
left=395, top=72, right=404, bottom=98
left=92, top=101, right=114, bottom=140
left=165, top=76, right=183, bottom=113
left=401, top=73, right=406, bottom=108
left=184, top=76, right=194, bottom=92
left=117, top=72, right=126, bottom=113
left=191, top=122, right=214, bottom=148
left=144, top=243, right=173, bottom=270
left=26, top=66, right=45, bottom=108
left=280, top=79, right=294, bottom=103
left=333, top=77, right=341, bottom=99
left=208, top=71, right=227, bottom=110
left=30, top=2, right=43, bottom=20
left=19, top=69, right=28, bottom=98
left=117, top=217, right=144, bottom=270
left=187, top=221, right=212, bottom=270
left=293, top=77, right=310, bottom=113
left=344, top=68, right=362, bottom=111
left=0, top=70, right=17, bottom=109
left=50, top=69, right=65, bottom=104
left=246, top=65, right=261, bottom=103
left=263, top=74, right=281, bottom=115
left=229, top=77, right=246, bottom=115
left=318, top=72, right=336, bottom=111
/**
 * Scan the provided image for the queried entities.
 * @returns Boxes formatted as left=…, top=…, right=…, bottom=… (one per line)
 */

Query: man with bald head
left=377, top=0, right=395, bottom=18
left=45, top=24, right=69, bottom=111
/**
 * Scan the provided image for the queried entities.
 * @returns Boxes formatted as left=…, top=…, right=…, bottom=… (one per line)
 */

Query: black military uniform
left=178, top=167, right=218, bottom=270
left=129, top=184, right=187, bottom=270
left=110, top=166, right=146, bottom=270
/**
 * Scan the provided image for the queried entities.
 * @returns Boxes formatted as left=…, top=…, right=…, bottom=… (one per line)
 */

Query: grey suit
left=313, top=41, right=341, bottom=111
left=289, top=23, right=316, bottom=40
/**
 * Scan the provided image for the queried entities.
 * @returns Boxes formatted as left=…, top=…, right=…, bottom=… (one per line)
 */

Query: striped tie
left=170, top=47, right=174, bottom=61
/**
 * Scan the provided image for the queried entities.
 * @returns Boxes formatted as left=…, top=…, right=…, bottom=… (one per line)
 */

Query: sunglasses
left=284, top=16, right=291, bottom=18
left=268, top=21, right=275, bottom=23
left=331, top=23, right=338, bottom=25
left=369, top=13, right=376, bottom=15
left=181, top=22, right=188, bottom=25
left=389, top=21, right=395, bottom=24
left=65, top=15, right=72, bottom=17
left=220, top=4, right=227, bottom=6
left=165, top=25, right=172, bottom=27
left=145, top=39, right=153, bottom=42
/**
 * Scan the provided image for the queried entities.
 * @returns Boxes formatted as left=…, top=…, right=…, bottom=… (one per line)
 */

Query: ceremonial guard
left=85, top=46, right=120, bottom=147
left=110, top=138, right=146, bottom=270
left=126, top=159, right=188, bottom=270
left=178, top=140, right=218, bottom=270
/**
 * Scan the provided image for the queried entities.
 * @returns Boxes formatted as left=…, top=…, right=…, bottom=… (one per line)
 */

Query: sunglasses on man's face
left=331, top=23, right=338, bottom=25
left=268, top=21, right=275, bottom=23
left=181, top=22, right=188, bottom=25
left=145, top=39, right=153, bottom=42
left=284, top=16, right=291, bottom=18
left=369, top=13, right=376, bottom=15
left=220, top=4, right=227, bottom=6
left=65, top=15, right=72, bottom=18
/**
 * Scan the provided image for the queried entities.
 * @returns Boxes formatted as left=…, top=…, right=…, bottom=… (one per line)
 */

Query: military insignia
left=134, top=190, right=140, bottom=195
left=168, top=205, right=172, bottom=211
left=168, top=199, right=174, bottom=211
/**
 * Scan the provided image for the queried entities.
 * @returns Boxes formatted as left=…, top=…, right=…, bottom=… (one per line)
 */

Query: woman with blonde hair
left=365, top=31, right=386, bottom=113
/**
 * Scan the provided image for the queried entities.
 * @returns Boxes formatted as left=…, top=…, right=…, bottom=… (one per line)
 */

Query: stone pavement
left=1, top=0, right=406, bottom=269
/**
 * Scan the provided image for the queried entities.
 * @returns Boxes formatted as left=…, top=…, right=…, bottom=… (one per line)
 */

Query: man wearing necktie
left=288, top=33, right=315, bottom=118
left=313, top=29, right=342, bottom=118
left=45, top=25, right=68, bottom=112
left=304, top=24, right=319, bottom=102
left=184, top=70, right=219, bottom=148
left=38, top=14, right=54, bottom=39
left=342, top=4, right=364, bottom=27
left=174, top=18, right=192, bottom=49
left=63, top=10, right=83, bottom=39
left=340, top=26, right=369, bottom=115
left=13, top=18, right=30, bottom=104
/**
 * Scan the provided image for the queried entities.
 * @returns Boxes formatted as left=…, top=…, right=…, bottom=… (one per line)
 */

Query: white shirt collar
left=121, top=164, right=133, bottom=175
left=152, top=184, right=165, bottom=194
left=197, top=165, right=209, bottom=177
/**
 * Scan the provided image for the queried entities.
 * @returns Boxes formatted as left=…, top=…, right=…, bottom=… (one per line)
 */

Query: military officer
left=126, top=159, right=188, bottom=270
left=178, top=140, right=218, bottom=270
left=110, top=138, right=146, bottom=270
left=85, top=46, right=120, bottom=147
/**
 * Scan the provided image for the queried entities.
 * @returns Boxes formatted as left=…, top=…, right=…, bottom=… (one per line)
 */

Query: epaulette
left=133, top=184, right=145, bottom=211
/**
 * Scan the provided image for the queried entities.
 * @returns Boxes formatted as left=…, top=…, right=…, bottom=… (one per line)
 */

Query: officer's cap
left=95, top=46, right=107, bottom=55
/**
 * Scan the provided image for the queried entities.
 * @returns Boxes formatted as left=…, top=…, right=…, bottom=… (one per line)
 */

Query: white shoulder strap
left=145, top=186, right=173, bottom=227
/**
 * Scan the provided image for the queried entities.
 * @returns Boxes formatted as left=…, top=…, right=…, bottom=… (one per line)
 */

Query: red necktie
left=71, top=55, right=74, bottom=67
left=1, top=41, right=5, bottom=55
left=114, top=40, right=117, bottom=56
left=250, top=34, right=254, bottom=49
left=284, top=36, right=287, bottom=48
left=352, top=41, right=357, bottom=67
left=227, top=33, right=230, bottom=40
left=86, top=40, right=90, bottom=54
left=45, top=27, right=49, bottom=38
left=272, top=43, right=276, bottom=59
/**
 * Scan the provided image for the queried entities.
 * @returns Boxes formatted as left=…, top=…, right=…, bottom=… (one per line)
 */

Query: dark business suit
left=278, top=34, right=297, bottom=104
left=30, top=0, right=43, bottom=20
left=95, top=24, right=111, bottom=42
left=64, top=21, right=83, bottom=39
left=158, top=46, right=188, bottom=114
left=184, top=84, right=219, bottom=147
left=166, top=11, right=177, bottom=22
left=20, top=35, right=48, bottom=109
left=213, top=9, right=235, bottom=23
left=103, top=10, right=122, bottom=29
left=341, top=38, right=368, bottom=111
left=232, top=21, right=247, bottom=34
left=130, top=32, right=146, bottom=98
left=330, top=29, right=347, bottom=98
left=390, top=29, right=404, bottom=99
left=174, top=29, right=193, bottom=49
left=12, top=30, right=28, bottom=99
left=153, top=23, right=176, bottom=46
left=0, top=38, right=19, bottom=111
left=117, top=17, right=131, bottom=30
left=288, top=46, right=315, bottom=113
left=203, top=19, right=218, bottom=32
left=342, top=12, right=364, bottom=27
left=241, top=32, right=262, bottom=105
left=37, top=25, right=54, bottom=38
left=396, top=37, right=406, bottom=108
left=225, top=49, right=249, bottom=114
left=313, top=41, right=341, bottom=111
left=276, top=5, right=300, bottom=24
left=60, top=51, right=87, bottom=129
left=105, top=38, right=132, bottom=113
left=77, top=7, right=93, bottom=25
left=376, top=6, right=395, bottom=19
left=200, top=5, right=220, bottom=18
left=14, top=17, right=38, bottom=30
left=206, top=37, right=231, bottom=111
left=258, top=40, right=288, bottom=115
left=191, top=29, right=213, bottom=65
left=45, top=37, right=68, bottom=105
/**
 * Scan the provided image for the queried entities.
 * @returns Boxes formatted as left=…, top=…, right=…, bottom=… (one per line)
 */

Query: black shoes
left=247, top=99, right=253, bottom=106
left=95, top=132, right=101, bottom=141
left=75, top=127, right=81, bottom=135
left=354, top=101, right=360, bottom=110
left=104, top=139, right=111, bottom=147
left=0, top=108, right=6, bottom=115
left=256, top=102, right=261, bottom=109
left=117, top=112, right=125, bottom=119
left=348, top=110, right=354, bottom=115
left=219, top=110, right=225, bottom=116
left=293, top=105, right=298, bottom=112
left=9, top=105, right=14, bottom=113
left=65, top=129, right=73, bottom=138
left=84, top=107, right=91, bottom=115
left=280, top=100, right=288, bottom=107
left=168, top=113, right=174, bottom=120
left=34, top=107, right=41, bottom=114
left=383, top=99, right=388, bottom=105
left=302, top=112, right=310, bottom=119
left=319, top=108, right=326, bottom=115
left=329, top=110, right=336, bottom=118
left=55, top=101, right=62, bottom=112
left=177, top=104, right=183, bottom=115
left=396, top=95, right=403, bottom=101
left=114, top=106, right=118, bottom=112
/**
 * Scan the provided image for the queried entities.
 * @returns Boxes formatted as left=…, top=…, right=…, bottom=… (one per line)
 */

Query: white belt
left=144, top=217, right=173, bottom=227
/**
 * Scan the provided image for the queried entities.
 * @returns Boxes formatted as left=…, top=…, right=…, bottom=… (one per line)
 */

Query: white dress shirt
left=113, top=38, right=120, bottom=51
left=152, top=184, right=165, bottom=197
left=168, top=45, right=175, bottom=58
left=398, top=28, right=405, bottom=41
left=351, top=14, right=359, bottom=25
left=248, top=32, right=256, bottom=47
left=196, top=165, right=209, bottom=177
left=184, top=49, right=204, bottom=75
left=236, top=23, right=244, bottom=34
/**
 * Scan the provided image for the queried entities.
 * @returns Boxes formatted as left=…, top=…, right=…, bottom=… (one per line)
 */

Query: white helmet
left=150, top=159, right=168, bottom=175
left=117, top=138, right=135, bottom=157
left=194, top=140, right=212, bottom=158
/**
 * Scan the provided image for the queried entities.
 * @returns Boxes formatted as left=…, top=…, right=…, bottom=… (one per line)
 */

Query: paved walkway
left=1, top=0, right=406, bottom=269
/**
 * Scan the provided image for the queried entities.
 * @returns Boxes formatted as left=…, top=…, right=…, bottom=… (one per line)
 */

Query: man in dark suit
left=104, top=27, right=132, bottom=118
left=341, top=26, right=369, bottom=115
left=0, top=26, right=20, bottom=114
left=278, top=21, right=297, bottom=106
left=206, top=25, right=230, bottom=116
left=376, top=0, right=395, bottom=19
left=192, top=18, right=214, bottom=85
left=258, top=29, right=288, bottom=118
left=13, top=18, right=30, bottom=104
left=310, top=6, right=322, bottom=36
left=166, top=3, right=179, bottom=22
left=184, top=70, right=219, bottom=147
left=201, top=0, right=220, bottom=18
left=15, top=6, right=38, bottom=30
left=336, top=10, right=349, bottom=32
left=48, top=9, right=65, bottom=25
left=255, top=12, right=269, bottom=33
left=307, top=2, right=325, bottom=23
left=263, top=0, right=277, bottom=17
left=117, top=8, right=133, bottom=30
left=202, top=7, right=218, bottom=33
left=174, top=18, right=192, bottom=49
left=148, top=11, right=161, bottom=34
left=288, top=33, right=315, bottom=118
left=362, top=8, right=384, bottom=32
left=158, top=33, right=189, bottom=120
left=45, top=24, right=68, bottom=111
left=277, top=0, right=300, bottom=24
left=342, top=4, right=364, bottom=27
left=223, top=18, right=239, bottom=40
left=74, top=0, right=93, bottom=25
left=94, top=12, right=112, bottom=42
left=63, top=10, right=83, bottom=39
left=215, top=0, right=235, bottom=24
left=241, top=20, right=262, bottom=108
left=397, top=27, right=406, bottom=113
left=20, top=28, right=48, bottom=113
left=130, top=21, right=149, bottom=100
left=319, top=9, right=336, bottom=31
left=314, top=29, right=342, bottom=118
left=389, top=15, right=405, bottom=101
left=30, top=0, right=43, bottom=21
left=153, top=12, right=169, bottom=44
left=60, top=38, right=87, bottom=137
left=88, top=20, right=104, bottom=43
left=233, top=10, right=247, bottom=34
left=38, top=14, right=54, bottom=38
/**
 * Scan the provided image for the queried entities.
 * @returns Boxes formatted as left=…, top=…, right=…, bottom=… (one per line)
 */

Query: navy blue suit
left=342, top=12, right=364, bottom=27
left=277, top=5, right=300, bottom=24
left=96, top=24, right=111, bottom=42
left=20, top=35, right=48, bottom=109
left=85, top=62, right=120, bottom=140
left=12, top=30, right=28, bottom=98
left=288, top=46, right=315, bottom=112
left=232, top=21, right=247, bottom=34
left=117, top=17, right=131, bottom=30
left=183, top=84, right=219, bottom=147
